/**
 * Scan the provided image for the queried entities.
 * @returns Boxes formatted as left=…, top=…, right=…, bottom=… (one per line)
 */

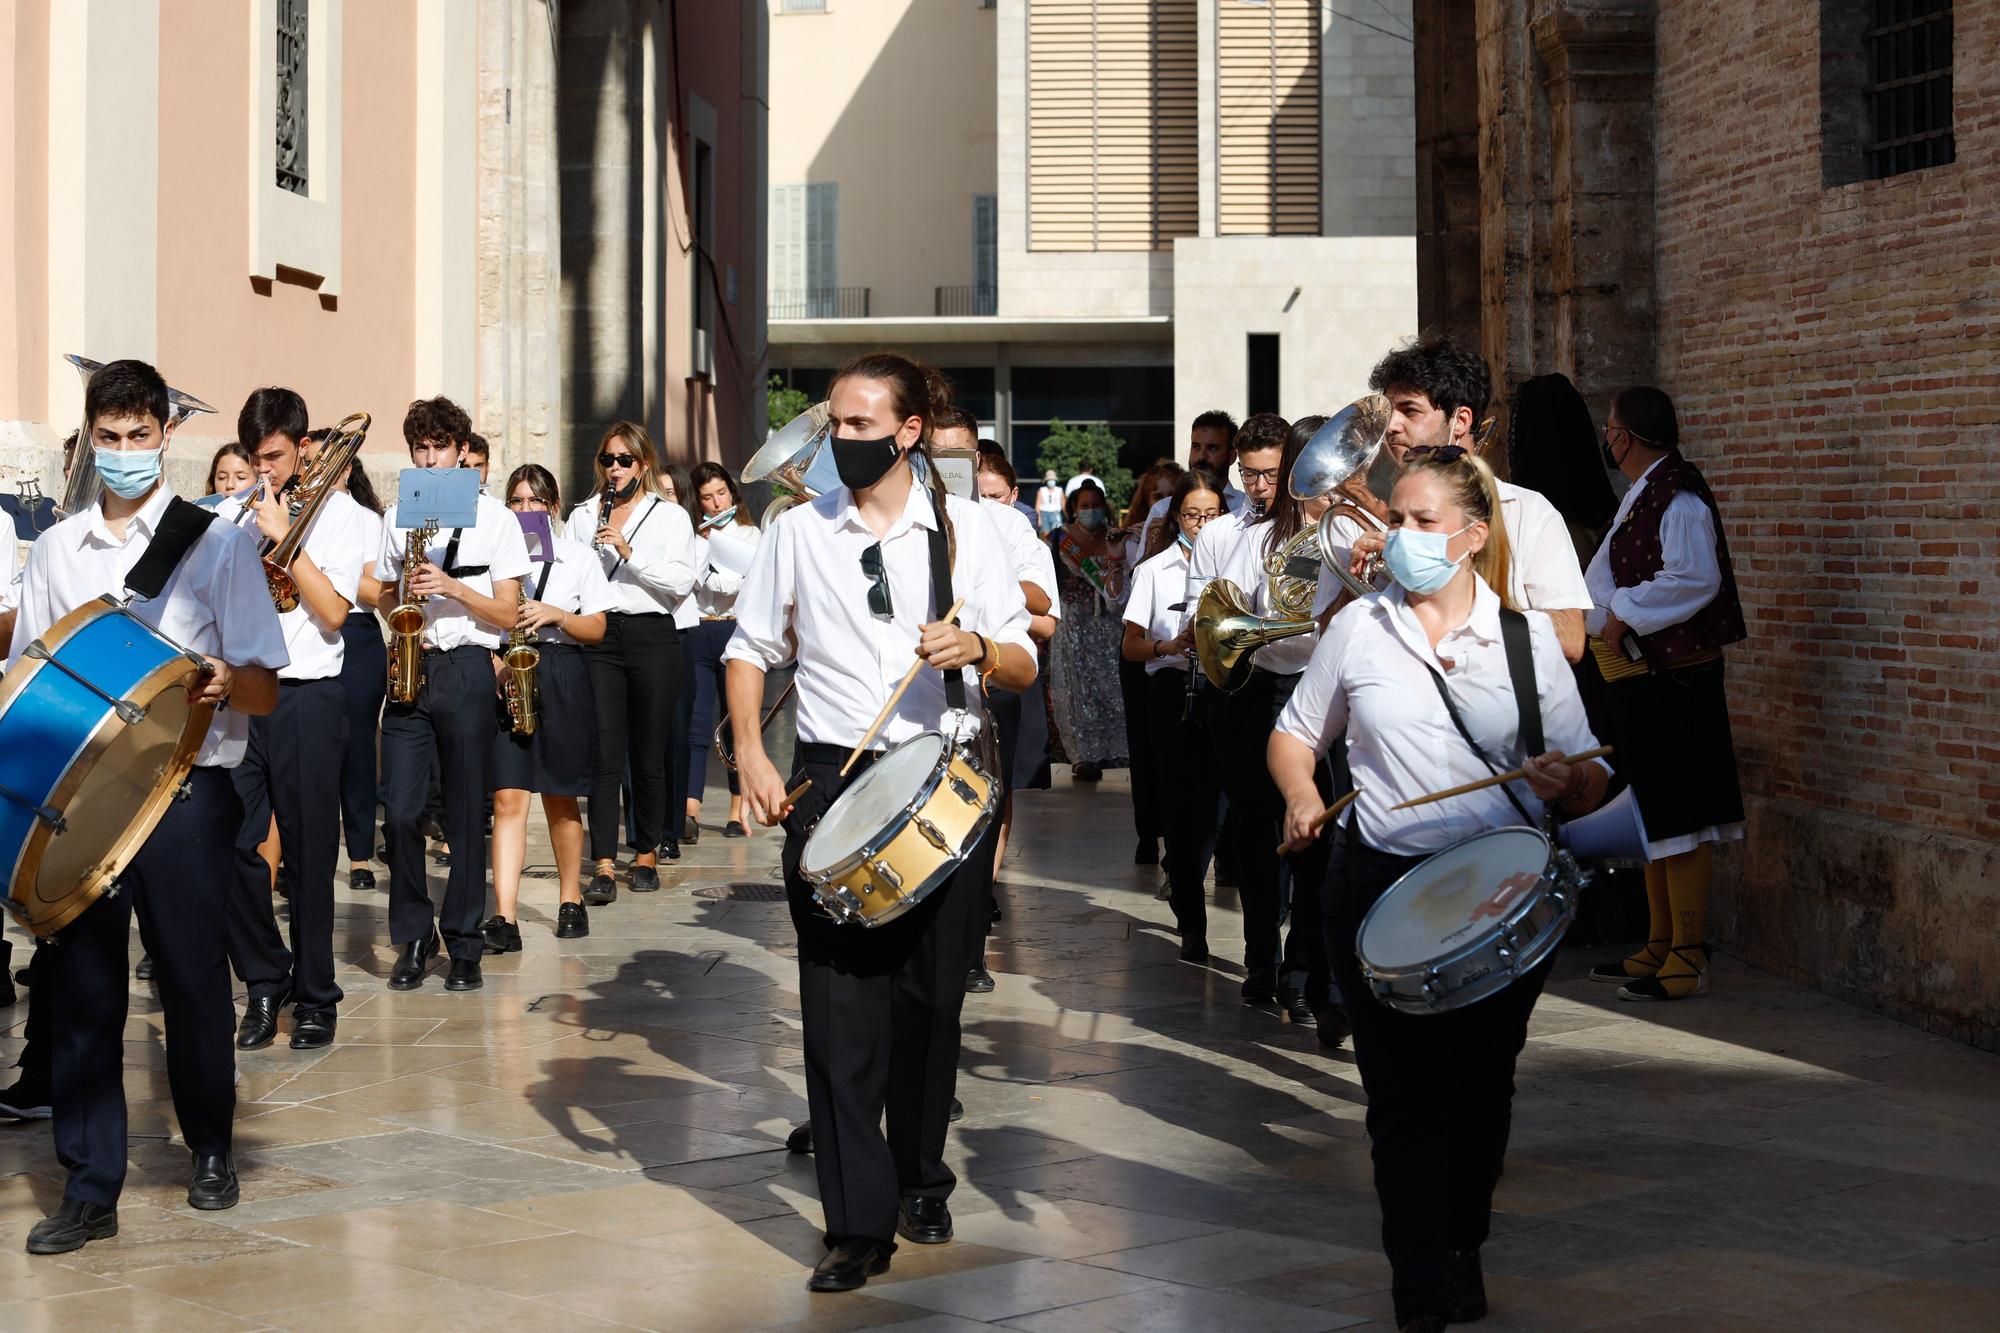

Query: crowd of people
left=0, top=340, right=1748, bottom=1333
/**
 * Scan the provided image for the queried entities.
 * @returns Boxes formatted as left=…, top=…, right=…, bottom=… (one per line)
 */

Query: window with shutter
left=1218, top=0, right=1320, bottom=236
left=973, top=193, right=998, bottom=311
left=807, top=183, right=839, bottom=315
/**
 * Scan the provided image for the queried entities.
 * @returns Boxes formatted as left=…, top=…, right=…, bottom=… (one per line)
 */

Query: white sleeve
left=1274, top=603, right=1356, bottom=755
left=564, top=501, right=597, bottom=546
left=377, top=506, right=407, bottom=582
left=722, top=513, right=796, bottom=671
left=1310, top=513, right=1367, bottom=619
left=961, top=502, right=1032, bottom=653
left=1121, top=561, right=1155, bottom=630
left=484, top=500, right=533, bottom=582
left=0, top=536, right=17, bottom=612
left=621, top=501, right=698, bottom=602
left=209, top=526, right=292, bottom=672
left=1507, top=491, right=1592, bottom=612
left=1610, top=492, right=1722, bottom=636
left=6, top=535, right=54, bottom=667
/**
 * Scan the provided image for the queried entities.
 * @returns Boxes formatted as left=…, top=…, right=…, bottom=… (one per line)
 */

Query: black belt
left=278, top=675, right=339, bottom=687
left=535, top=641, right=581, bottom=656
left=422, top=644, right=491, bottom=658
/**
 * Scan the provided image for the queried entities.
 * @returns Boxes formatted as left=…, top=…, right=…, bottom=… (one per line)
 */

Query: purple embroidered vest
left=1607, top=451, right=1746, bottom=670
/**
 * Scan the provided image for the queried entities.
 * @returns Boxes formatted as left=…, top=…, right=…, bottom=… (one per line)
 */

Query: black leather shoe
left=1134, top=837, right=1158, bottom=865
left=683, top=817, right=701, bottom=844
left=0, top=1075, right=53, bottom=1120
left=807, top=1239, right=891, bottom=1292
left=630, top=865, right=662, bottom=893
left=965, top=965, right=995, bottom=993
left=584, top=871, right=617, bottom=906
left=1399, top=1318, right=1448, bottom=1333
left=786, top=1122, right=814, bottom=1154
left=658, top=837, right=681, bottom=862
left=1316, top=1004, right=1352, bottom=1050
left=134, top=952, right=154, bottom=981
left=481, top=915, right=522, bottom=953
left=990, top=899, right=1002, bottom=923
left=555, top=902, right=590, bottom=939
left=1241, top=972, right=1277, bottom=1005
left=388, top=935, right=439, bottom=990
left=1450, top=1248, right=1487, bottom=1322
left=236, top=988, right=291, bottom=1050
left=187, top=1152, right=239, bottom=1210
left=290, top=1007, right=337, bottom=1050
left=949, top=1097, right=964, bottom=1123
left=897, top=1196, right=953, bottom=1245
left=1179, top=937, right=1210, bottom=963
left=724, top=820, right=747, bottom=838
left=1279, top=987, right=1317, bottom=1027
left=444, top=958, right=483, bottom=992
left=25, top=1198, right=117, bottom=1254
left=1073, top=762, right=1103, bottom=782
left=348, top=867, right=376, bottom=892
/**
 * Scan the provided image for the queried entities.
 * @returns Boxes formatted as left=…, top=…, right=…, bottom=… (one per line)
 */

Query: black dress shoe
left=187, top=1152, right=239, bottom=1210
left=807, top=1239, right=891, bottom=1292
left=786, top=1122, right=814, bottom=1154
left=0, top=1075, right=53, bottom=1120
left=1241, top=972, right=1277, bottom=1005
left=1316, top=1004, right=1352, bottom=1050
left=1073, top=762, right=1103, bottom=782
left=965, top=965, right=995, bottom=993
left=290, top=1007, right=337, bottom=1050
left=683, top=817, right=701, bottom=844
left=724, top=820, right=747, bottom=838
left=134, top=952, right=154, bottom=981
left=480, top=915, right=523, bottom=953
left=25, top=1198, right=117, bottom=1254
left=444, top=958, right=483, bottom=992
left=897, top=1196, right=953, bottom=1245
left=583, top=871, right=617, bottom=906
left=555, top=902, right=590, bottom=938
left=1399, top=1318, right=1448, bottom=1333
left=1179, top=937, right=1210, bottom=963
left=1134, top=837, right=1158, bottom=865
left=949, top=1097, right=964, bottom=1123
left=388, top=935, right=439, bottom=990
left=658, top=837, right=681, bottom=861
left=990, top=899, right=1002, bottom=923
left=630, top=865, right=662, bottom=893
left=348, top=868, right=376, bottom=892
left=1450, top=1248, right=1487, bottom=1322
left=236, top=988, right=291, bottom=1050
left=1278, top=987, right=1317, bottom=1027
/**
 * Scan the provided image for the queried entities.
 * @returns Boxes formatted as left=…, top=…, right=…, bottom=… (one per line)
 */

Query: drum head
left=1360, top=828, right=1550, bottom=970
left=802, top=733, right=946, bottom=873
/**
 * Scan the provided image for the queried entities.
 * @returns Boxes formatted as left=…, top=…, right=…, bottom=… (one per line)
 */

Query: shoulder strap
left=125, top=498, right=217, bottom=601
left=924, top=493, right=968, bottom=712
left=439, top=528, right=491, bottom=579
left=1424, top=665, right=1537, bottom=826
left=532, top=559, right=555, bottom=602
left=606, top=498, right=658, bottom=578
left=1498, top=608, right=1544, bottom=758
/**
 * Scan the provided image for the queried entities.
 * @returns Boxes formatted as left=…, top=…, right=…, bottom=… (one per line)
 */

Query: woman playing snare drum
left=1268, top=448, right=1610, bottom=1333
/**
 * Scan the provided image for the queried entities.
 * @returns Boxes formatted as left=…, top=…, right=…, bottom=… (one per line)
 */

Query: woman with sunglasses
left=563, top=422, right=698, bottom=902
left=485, top=465, right=612, bottom=950
left=684, top=461, right=761, bottom=839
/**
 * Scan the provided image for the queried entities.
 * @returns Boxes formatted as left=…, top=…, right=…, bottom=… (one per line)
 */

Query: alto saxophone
left=386, top=519, right=438, bottom=704
left=502, top=582, right=541, bottom=736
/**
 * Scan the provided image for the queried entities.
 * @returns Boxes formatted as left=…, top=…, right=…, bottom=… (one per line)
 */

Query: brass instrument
left=1291, top=394, right=1396, bottom=602
left=1193, top=578, right=1317, bottom=693
left=386, top=517, right=439, bottom=704
left=743, top=401, right=834, bottom=528
left=257, top=412, right=369, bottom=612
left=502, top=583, right=541, bottom=736
left=1264, top=522, right=1326, bottom=622
left=714, top=678, right=796, bottom=773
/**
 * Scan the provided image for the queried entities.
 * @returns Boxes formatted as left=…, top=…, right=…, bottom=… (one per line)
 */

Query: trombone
left=714, top=678, right=796, bottom=773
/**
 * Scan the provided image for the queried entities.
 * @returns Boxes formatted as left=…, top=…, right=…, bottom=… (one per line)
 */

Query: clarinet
left=593, top=486, right=615, bottom=550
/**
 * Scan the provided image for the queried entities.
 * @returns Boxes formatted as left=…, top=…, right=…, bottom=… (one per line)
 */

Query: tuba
left=743, top=401, right=835, bottom=528
left=1193, top=578, right=1317, bottom=693
left=386, top=518, right=439, bottom=704
left=502, top=582, right=540, bottom=736
left=258, top=412, right=369, bottom=611
left=1291, top=394, right=1396, bottom=602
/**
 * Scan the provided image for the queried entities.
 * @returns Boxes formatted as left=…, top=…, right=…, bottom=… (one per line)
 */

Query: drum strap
left=924, top=494, right=968, bottom=714
left=440, top=529, right=489, bottom=579
left=125, top=498, right=217, bottom=601
left=1423, top=607, right=1543, bottom=826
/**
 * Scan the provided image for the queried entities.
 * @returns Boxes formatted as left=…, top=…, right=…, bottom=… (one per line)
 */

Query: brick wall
left=1652, top=1, right=2000, bottom=1044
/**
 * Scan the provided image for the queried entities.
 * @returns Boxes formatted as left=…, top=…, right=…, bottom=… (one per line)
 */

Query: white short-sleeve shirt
left=523, top=532, right=618, bottom=645
left=378, top=493, right=533, bottom=651
left=981, top=496, right=1061, bottom=619
left=217, top=487, right=369, bottom=680
left=1122, top=545, right=1193, bottom=675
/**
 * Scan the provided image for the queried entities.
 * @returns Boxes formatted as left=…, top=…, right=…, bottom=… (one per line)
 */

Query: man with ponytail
left=722, top=352, right=1037, bottom=1293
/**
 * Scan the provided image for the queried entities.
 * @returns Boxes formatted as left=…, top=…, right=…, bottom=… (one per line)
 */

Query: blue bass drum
left=0, top=595, right=212, bottom=935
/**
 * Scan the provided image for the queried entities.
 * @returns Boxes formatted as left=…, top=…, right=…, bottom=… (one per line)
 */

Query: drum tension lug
left=175, top=780, right=194, bottom=803
left=911, top=814, right=951, bottom=853
left=949, top=775, right=978, bottom=805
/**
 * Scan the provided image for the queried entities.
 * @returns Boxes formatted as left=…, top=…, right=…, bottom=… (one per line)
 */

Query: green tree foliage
left=1034, top=419, right=1135, bottom=512
left=767, top=376, right=812, bottom=436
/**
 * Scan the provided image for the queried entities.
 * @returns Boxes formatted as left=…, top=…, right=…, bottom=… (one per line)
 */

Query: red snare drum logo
left=1469, top=872, right=1540, bottom=922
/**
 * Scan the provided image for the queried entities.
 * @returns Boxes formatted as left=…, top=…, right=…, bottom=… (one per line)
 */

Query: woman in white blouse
left=1119, top=468, right=1225, bottom=960
left=684, top=461, right=761, bottom=839
left=1268, top=448, right=1610, bottom=1332
left=486, top=466, right=612, bottom=950
left=563, top=423, right=698, bottom=901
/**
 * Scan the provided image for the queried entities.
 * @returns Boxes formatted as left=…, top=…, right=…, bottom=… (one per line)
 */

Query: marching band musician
left=10, top=359, right=287, bottom=1249
left=723, top=352, right=1034, bottom=1294
left=563, top=424, right=698, bottom=903
left=1270, top=448, right=1610, bottom=1333
left=375, top=397, right=530, bottom=993
left=1585, top=386, right=1747, bottom=1001
left=683, top=462, right=761, bottom=841
left=219, top=388, right=372, bottom=1052
left=483, top=465, right=612, bottom=951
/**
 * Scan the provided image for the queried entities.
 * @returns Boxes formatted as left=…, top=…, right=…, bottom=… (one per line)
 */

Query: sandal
left=1590, top=939, right=1667, bottom=983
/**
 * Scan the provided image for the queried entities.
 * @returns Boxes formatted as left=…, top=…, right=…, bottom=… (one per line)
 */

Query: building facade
left=1416, top=0, right=1999, bottom=1047
left=1, top=0, right=766, bottom=515
left=766, top=0, right=1419, bottom=481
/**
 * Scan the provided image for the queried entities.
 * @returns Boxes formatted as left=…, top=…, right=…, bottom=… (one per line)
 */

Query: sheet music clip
left=397, top=467, right=481, bottom=529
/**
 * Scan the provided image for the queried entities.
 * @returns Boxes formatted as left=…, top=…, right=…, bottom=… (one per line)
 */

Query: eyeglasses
left=598, top=452, right=639, bottom=469
left=506, top=496, right=548, bottom=511
left=1404, top=444, right=1469, bottom=464
left=859, top=543, right=893, bottom=618
left=1181, top=510, right=1220, bottom=526
left=1237, top=465, right=1281, bottom=484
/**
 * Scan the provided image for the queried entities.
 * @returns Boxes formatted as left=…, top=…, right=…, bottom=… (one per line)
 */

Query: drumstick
left=840, top=597, right=966, bottom=777
left=1389, top=746, right=1613, bottom=812
left=783, top=778, right=812, bottom=809
left=1275, top=788, right=1361, bottom=854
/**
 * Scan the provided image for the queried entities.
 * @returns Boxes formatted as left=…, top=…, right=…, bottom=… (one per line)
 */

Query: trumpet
left=502, top=583, right=541, bottom=736
left=386, top=518, right=438, bottom=704
left=258, top=412, right=369, bottom=611
left=714, top=678, right=795, bottom=773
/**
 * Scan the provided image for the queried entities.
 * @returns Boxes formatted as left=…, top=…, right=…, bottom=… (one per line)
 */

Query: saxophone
left=502, top=582, right=541, bottom=736
left=386, top=519, right=438, bottom=704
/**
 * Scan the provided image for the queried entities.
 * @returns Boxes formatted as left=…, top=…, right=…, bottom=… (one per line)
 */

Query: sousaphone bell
left=743, top=400, right=835, bottom=529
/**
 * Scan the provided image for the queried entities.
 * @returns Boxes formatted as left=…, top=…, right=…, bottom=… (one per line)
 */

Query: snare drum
left=1354, top=826, right=1582, bottom=1015
left=0, top=596, right=213, bottom=935
left=801, top=731, right=998, bottom=927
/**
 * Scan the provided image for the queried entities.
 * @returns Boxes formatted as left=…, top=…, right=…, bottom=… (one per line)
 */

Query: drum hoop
left=2, top=599, right=211, bottom=936
left=1354, top=825, right=1554, bottom=982
left=802, top=732, right=989, bottom=886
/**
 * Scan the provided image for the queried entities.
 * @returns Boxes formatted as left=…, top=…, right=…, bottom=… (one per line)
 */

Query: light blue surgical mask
left=94, top=446, right=164, bottom=501
left=1176, top=530, right=1193, bottom=553
left=1381, top=523, right=1471, bottom=595
left=1079, top=509, right=1109, bottom=531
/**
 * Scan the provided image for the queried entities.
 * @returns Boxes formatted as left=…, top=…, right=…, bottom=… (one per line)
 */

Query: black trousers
left=14, top=939, right=49, bottom=1077
left=227, top=678, right=349, bottom=1008
left=46, top=767, right=239, bottom=1206
left=381, top=647, right=501, bottom=962
left=784, top=741, right=991, bottom=1249
left=669, top=625, right=695, bottom=832
left=684, top=618, right=739, bottom=802
left=1147, top=667, right=1220, bottom=941
left=1118, top=656, right=1159, bottom=840
left=1221, top=670, right=1329, bottom=995
left=587, top=612, right=681, bottom=859
left=1325, top=833, right=1551, bottom=1324
left=336, top=613, right=387, bottom=863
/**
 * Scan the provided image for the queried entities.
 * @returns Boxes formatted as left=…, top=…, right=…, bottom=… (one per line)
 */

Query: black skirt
left=1588, top=654, right=1744, bottom=844
left=491, top=643, right=595, bottom=796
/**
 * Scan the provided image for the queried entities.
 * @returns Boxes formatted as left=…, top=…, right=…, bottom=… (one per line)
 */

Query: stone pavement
left=2, top=771, right=1996, bottom=1331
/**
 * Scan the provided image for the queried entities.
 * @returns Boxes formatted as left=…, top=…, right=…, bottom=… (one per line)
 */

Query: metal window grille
left=1865, top=0, right=1953, bottom=179
left=275, top=0, right=308, bottom=196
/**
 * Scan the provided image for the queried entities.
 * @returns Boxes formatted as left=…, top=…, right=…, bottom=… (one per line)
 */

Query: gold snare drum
left=800, top=731, right=998, bottom=927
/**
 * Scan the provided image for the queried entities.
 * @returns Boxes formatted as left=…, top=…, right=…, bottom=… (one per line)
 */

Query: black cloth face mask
left=831, top=433, right=902, bottom=491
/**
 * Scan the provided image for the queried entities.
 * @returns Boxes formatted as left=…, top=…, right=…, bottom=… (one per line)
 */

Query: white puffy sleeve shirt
left=564, top=493, right=698, bottom=616
left=1583, top=458, right=1723, bottom=638
left=1275, top=577, right=1608, bottom=857
left=724, top=485, right=1032, bottom=751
